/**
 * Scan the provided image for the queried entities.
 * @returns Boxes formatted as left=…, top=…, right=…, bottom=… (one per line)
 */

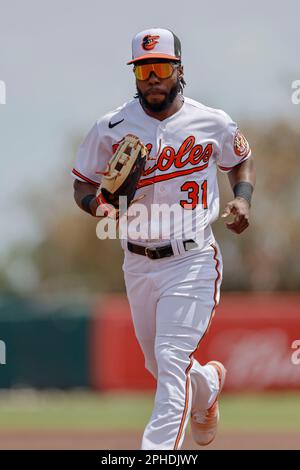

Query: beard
left=136, top=79, right=181, bottom=113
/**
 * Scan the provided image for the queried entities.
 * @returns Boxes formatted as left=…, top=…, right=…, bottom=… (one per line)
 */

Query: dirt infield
left=0, top=430, right=299, bottom=450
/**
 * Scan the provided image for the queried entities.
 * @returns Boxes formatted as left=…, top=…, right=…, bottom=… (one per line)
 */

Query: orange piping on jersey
left=173, top=243, right=221, bottom=450
left=72, top=169, right=99, bottom=187
left=210, top=243, right=222, bottom=316
left=217, top=153, right=250, bottom=171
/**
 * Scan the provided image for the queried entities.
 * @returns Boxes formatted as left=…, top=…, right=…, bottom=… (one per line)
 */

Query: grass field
left=0, top=390, right=299, bottom=432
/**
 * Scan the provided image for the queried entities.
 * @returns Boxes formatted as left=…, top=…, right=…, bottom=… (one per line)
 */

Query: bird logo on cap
left=142, top=35, right=160, bottom=51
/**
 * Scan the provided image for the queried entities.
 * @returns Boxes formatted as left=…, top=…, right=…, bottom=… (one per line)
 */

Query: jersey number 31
left=180, top=180, right=208, bottom=210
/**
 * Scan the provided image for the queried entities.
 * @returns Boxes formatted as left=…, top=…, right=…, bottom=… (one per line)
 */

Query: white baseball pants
left=122, top=238, right=223, bottom=450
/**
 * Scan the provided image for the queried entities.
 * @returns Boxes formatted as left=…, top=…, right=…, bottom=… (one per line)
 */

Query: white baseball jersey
left=72, top=96, right=251, bottom=246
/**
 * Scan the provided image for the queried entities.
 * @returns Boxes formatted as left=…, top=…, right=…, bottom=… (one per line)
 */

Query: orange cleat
left=190, top=360, right=227, bottom=446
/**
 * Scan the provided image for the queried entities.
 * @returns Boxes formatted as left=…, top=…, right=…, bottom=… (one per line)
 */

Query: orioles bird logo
left=142, top=35, right=160, bottom=50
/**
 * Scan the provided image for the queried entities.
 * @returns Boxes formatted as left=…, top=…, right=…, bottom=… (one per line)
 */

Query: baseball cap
left=127, top=28, right=181, bottom=65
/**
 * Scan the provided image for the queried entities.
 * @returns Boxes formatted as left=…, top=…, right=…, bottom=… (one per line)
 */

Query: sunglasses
left=133, top=62, right=179, bottom=81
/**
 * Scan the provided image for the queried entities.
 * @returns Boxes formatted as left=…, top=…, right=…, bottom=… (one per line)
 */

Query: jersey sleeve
left=217, top=116, right=252, bottom=172
left=72, top=120, right=112, bottom=186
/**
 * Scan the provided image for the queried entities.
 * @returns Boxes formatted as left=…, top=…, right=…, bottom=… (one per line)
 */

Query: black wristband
left=233, top=182, right=253, bottom=206
left=81, top=194, right=95, bottom=214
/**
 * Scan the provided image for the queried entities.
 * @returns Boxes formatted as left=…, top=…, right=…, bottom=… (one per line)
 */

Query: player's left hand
left=221, top=197, right=250, bottom=234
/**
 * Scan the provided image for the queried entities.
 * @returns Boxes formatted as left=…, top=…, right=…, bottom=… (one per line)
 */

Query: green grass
left=0, top=391, right=153, bottom=431
left=220, top=393, right=300, bottom=431
left=0, top=391, right=299, bottom=432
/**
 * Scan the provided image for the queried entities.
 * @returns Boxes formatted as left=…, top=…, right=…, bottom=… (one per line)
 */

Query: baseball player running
left=72, top=28, right=256, bottom=450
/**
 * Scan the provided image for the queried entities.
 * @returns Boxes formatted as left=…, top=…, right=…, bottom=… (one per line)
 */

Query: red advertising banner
left=90, top=294, right=300, bottom=391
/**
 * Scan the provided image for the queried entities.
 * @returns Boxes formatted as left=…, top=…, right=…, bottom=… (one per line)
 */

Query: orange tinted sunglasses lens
left=134, top=63, right=175, bottom=80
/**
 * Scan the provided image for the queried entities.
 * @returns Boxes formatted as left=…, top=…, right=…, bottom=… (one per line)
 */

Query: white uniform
left=73, top=96, right=251, bottom=450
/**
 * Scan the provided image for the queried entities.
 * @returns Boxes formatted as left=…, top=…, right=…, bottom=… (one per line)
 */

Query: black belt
left=127, top=239, right=198, bottom=260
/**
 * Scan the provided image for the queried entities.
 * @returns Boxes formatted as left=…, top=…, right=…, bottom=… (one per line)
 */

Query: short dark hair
left=177, top=63, right=186, bottom=94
